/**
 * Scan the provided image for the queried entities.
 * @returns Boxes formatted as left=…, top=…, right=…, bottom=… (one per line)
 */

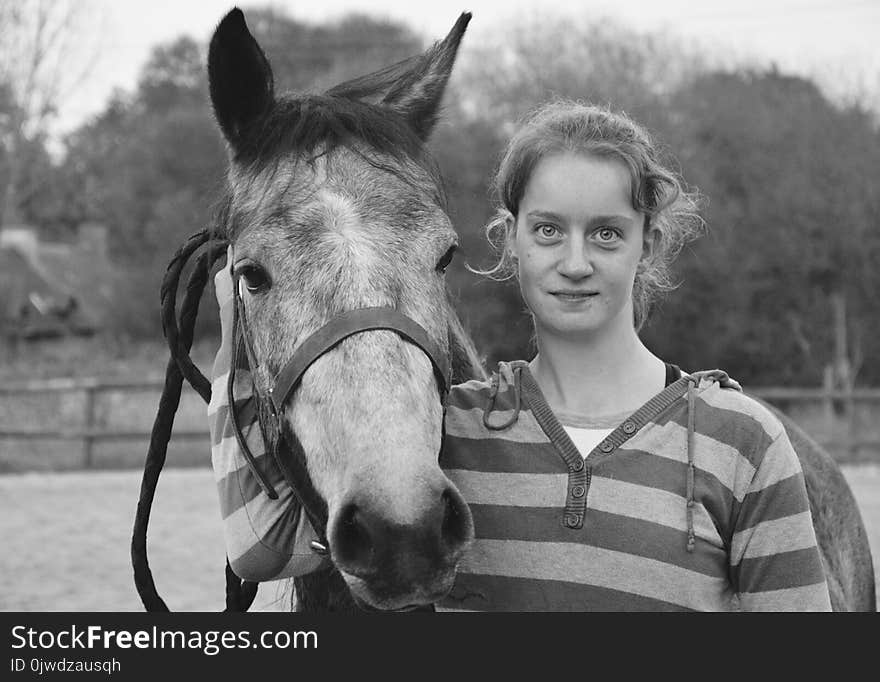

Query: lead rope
left=132, top=230, right=258, bottom=612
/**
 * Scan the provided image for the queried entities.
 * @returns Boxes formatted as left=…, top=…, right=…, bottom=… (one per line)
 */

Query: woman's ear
left=641, top=224, right=660, bottom=264
left=504, top=213, right=518, bottom=261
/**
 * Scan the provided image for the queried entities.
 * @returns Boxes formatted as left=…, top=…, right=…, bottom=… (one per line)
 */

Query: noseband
left=228, top=267, right=451, bottom=555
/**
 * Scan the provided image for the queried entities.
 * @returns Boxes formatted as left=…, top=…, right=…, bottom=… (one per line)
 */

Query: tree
left=454, top=15, right=700, bottom=136
left=0, top=0, right=98, bottom=225
left=56, top=35, right=225, bottom=338
left=647, top=70, right=880, bottom=385
left=243, top=8, right=423, bottom=94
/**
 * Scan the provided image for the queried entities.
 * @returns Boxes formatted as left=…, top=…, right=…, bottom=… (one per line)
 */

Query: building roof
left=0, top=247, right=55, bottom=321
left=0, top=227, right=119, bottom=339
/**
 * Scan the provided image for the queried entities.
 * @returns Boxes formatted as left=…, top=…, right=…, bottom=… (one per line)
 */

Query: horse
left=762, top=407, right=876, bottom=610
left=135, top=7, right=875, bottom=613
left=204, top=7, right=485, bottom=612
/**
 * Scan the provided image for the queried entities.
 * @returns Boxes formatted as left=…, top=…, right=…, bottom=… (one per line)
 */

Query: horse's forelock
left=230, top=95, right=439, bottom=182
left=221, top=105, right=447, bottom=244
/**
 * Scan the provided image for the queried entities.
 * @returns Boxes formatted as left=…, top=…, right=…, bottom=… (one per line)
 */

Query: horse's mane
left=446, top=292, right=488, bottom=384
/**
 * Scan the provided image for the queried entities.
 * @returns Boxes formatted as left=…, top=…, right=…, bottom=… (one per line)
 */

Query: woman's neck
left=528, top=324, right=665, bottom=418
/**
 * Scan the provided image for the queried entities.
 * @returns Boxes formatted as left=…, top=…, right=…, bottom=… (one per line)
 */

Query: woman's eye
left=536, top=224, right=559, bottom=239
left=436, top=244, right=457, bottom=273
left=237, top=264, right=271, bottom=293
left=595, top=227, right=620, bottom=242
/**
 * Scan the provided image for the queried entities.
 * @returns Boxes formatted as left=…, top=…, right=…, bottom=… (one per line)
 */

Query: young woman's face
left=512, top=152, right=648, bottom=341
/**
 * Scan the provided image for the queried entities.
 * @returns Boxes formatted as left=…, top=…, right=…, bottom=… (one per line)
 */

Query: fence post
left=846, top=382, right=857, bottom=462
left=82, top=385, right=96, bottom=468
left=822, top=367, right=835, bottom=459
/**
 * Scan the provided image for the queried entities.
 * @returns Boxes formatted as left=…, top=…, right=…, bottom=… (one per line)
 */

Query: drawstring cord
left=685, top=375, right=697, bottom=553
left=483, top=364, right=522, bottom=430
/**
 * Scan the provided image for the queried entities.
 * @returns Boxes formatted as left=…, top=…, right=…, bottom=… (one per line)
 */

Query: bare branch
left=786, top=312, right=813, bottom=363
left=0, top=0, right=101, bottom=223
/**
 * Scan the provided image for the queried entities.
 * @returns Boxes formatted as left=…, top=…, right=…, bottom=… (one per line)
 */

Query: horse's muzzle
left=329, top=483, right=474, bottom=609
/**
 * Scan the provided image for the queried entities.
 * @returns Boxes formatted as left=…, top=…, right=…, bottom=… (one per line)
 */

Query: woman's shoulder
left=688, top=369, right=786, bottom=442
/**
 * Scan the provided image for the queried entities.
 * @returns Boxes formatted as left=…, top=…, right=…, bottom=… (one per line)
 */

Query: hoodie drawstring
left=685, top=376, right=697, bottom=553
left=483, top=364, right=522, bottom=430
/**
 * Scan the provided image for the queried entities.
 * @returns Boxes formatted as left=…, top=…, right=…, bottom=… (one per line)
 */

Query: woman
left=209, top=101, right=831, bottom=611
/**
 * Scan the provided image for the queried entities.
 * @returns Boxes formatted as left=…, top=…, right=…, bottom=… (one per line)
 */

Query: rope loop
left=132, top=230, right=256, bottom=612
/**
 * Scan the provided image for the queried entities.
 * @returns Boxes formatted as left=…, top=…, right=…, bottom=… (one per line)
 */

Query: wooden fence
left=2, top=377, right=880, bottom=467
left=752, top=387, right=880, bottom=461
left=0, top=376, right=206, bottom=468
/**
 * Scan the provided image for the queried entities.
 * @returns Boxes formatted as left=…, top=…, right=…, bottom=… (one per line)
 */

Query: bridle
left=227, top=257, right=452, bottom=555
left=131, top=230, right=452, bottom=612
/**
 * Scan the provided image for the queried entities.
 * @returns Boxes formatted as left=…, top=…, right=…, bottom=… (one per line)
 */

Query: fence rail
left=749, top=388, right=880, bottom=401
left=2, top=377, right=880, bottom=467
left=749, top=386, right=880, bottom=461
left=0, top=375, right=206, bottom=468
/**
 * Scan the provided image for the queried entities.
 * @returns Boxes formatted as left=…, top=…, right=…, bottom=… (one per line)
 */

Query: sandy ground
left=0, top=468, right=290, bottom=612
left=1, top=466, right=878, bottom=612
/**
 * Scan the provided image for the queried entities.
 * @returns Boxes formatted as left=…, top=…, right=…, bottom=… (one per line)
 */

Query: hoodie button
left=565, top=514, right=581, bottom=528
left=570, top=460, right=584, bottom=472
left=599, top=441, right=613, bottom=453
left=623, top=421, right=636, bottom=434
left=571, top=485, right=585, bottom=498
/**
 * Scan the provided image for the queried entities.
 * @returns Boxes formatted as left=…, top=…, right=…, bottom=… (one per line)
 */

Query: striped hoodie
left=437, top=361, right=831, bottom=611
left=209, top=335, right=832, bottom=610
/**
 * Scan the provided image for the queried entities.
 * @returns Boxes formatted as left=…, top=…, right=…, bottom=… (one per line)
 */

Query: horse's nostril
left=440, top=487, right=471, bottom=551
left=441, top=490, right=456, bottom=534
left=334, top=503, right=375, bottom=570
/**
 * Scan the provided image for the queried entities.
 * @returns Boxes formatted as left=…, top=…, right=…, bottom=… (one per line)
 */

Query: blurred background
left=0, top=0, right=878, bottom=611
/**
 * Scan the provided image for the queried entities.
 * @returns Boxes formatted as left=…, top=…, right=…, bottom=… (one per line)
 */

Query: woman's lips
left=551, top=291, right=598, bottom=301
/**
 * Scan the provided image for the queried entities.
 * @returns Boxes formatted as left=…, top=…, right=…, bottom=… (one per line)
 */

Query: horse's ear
left=381, top=12, right=471, bottom=140
left=208, top=8, right=275, bottom=147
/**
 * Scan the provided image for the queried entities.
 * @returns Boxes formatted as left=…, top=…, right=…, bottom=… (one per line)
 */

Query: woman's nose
left=557, top=243, right=594, bottom=279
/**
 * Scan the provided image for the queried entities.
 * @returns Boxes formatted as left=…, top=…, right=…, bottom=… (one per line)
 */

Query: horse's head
left=208, top=8, right=475, bottom=610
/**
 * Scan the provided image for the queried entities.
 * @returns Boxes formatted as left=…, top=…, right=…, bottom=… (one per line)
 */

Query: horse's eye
left=238, top=264, right=271, bottom=293
left=436, top=245, right=457, bottom=273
